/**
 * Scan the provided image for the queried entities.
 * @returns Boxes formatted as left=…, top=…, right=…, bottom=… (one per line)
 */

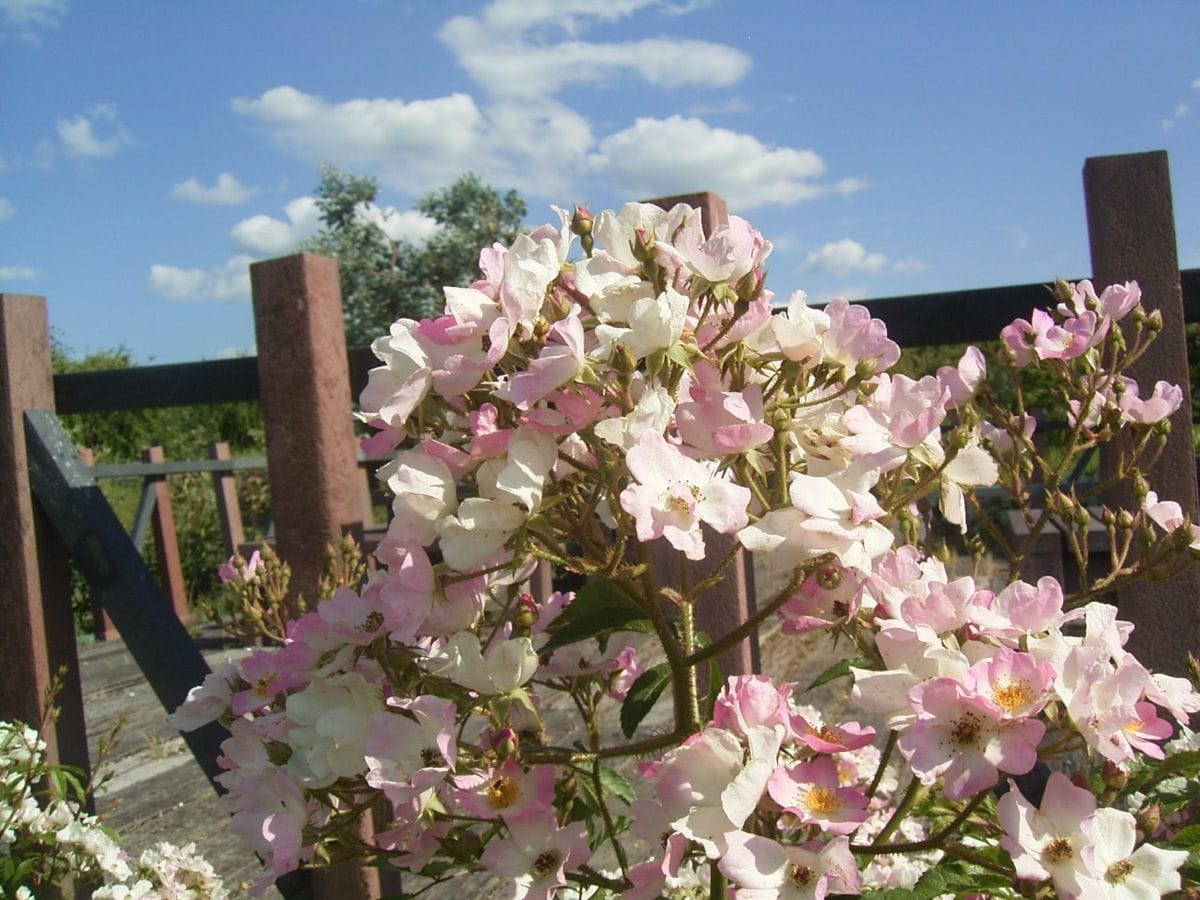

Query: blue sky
left=2, top=0, right=1198, bottom=364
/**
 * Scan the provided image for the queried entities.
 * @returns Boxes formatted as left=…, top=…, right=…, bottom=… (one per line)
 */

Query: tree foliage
left=303, top=167, right=527, bottom=345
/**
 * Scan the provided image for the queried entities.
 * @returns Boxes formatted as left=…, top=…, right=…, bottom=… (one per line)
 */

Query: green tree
left=304, top=167, right=527, bottom=345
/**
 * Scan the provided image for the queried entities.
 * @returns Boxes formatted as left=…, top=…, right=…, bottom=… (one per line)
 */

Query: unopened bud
left=1117, top=509, right=1135, bottom=530
left=770, top=407, right=792, bottom=434
left=1146, top=309, right=1164, bottom=332
left=515, top=593, right=539, bottom=636
left=611, top=342, right=637, bottom=376
left=265, top=741, right=294, bottom=767
left=571, top=204, right=594, bottom=255
left=557, top=772, right=578, bottom=800
left=1101, top=760, right=1128, bottom=790
left=492, top=727, right=519, bottom=761
left=1135, top=803, right=1162, bottom=838
left=1054, top=278, right=1075, bottom=305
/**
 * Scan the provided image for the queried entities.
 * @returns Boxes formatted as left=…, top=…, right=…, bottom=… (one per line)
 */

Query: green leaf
left=598, top=766, right=637, bottom=806
left=914, top=860, right=1012, bottom=896
left=807, top=656, right=874, bottom=691
left=859, top=891, right=923, bottom=900
left=1170, top=824, right=1200, bottom=848
left=541, top=578, right=646, bottom=654
left=620, top=664, right=671, bottom=738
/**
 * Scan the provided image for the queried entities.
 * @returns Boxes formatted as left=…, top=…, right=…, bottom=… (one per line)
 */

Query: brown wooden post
left=209, top=441, right=245, bottom=558
left=1084, top=150, right=1200, bottom=676
left=646, top=192, right=760, bottom=680
left=0, top=294, right=90, bottom=778
left=250, top=254, right=379, bottom=899
left=143, top=445, right=190, bottom=623
left=78, top=446, right=117, bottom=641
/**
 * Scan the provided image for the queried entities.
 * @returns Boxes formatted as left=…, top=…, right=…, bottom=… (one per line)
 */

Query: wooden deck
left=80, top=626, right=282, bottom=897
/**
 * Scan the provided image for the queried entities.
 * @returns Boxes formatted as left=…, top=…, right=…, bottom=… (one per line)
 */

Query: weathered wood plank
left=23, top=409, right=227, bottom=787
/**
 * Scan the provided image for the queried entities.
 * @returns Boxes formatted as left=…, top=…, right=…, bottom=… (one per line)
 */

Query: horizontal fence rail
left=53, top=270, right=1200, bottom=414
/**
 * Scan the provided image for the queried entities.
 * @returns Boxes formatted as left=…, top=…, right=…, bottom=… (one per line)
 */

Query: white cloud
left=1007, top=225, right=1030, bottom=251
left=892, top=257, right=927, bottom=275
left=1193, top=77, right=1200, bottom=91
left=171, top=172, right=257, bottom=205
left=356, top=204, right=440, bottom=244
left=230, top=196, right=322, bottom=257
left=591, top=116, right=863, bottom=209
left=232, top=86, right=488, bottom=194
left=0, top=197, right=14, bottom=220
left=0, top=265, right=37, bottom=280
left=0, top=0, right=66, bottom=42
left=148, top=254, right=254, bottom=301
left=56, top=103, right=130, bottom=157
left=438, top=1, right=749, bottom=99
left=233, top=86, right=594, bottom=197
left=800, top=239, right=887, bottom=276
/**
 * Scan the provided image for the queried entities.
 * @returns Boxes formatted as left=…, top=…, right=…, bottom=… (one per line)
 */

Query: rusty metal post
left=0, top=293, right=90, bottom=777
left=250, top=255, right=378, bottom=899
left=209, top=441, right=245, bottom=559
left=646, top=192, right=760, bottom=681
left=1084, top=150, right=1200, bottom=676
left=143, top=446, right=190, bottom=623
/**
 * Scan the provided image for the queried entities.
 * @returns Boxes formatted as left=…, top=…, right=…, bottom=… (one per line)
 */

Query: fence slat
left=144, top=446, right=190, bottom=623
left=1084, top=150, right=1200, bottom=677
left=23, top=410, right=227, bottom=787
left=0, top=294, right=89, bottom=781
left=210, top=442, right=245, bottom=558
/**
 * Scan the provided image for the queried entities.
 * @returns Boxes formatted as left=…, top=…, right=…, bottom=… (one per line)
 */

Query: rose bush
left=175, top=202, right=1200, bottom=898
left=0, top=719, right=226, bottom=898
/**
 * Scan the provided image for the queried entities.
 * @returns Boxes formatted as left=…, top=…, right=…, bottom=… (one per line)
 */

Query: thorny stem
left=682, top=559, right=816, bottom=668
left=852, top=789, right=988, bottom=856
left=522, top=728, right=688, bottom=765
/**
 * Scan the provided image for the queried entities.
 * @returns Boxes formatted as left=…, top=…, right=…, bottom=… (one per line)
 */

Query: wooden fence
left=2, top=150, right=1199, bottom=897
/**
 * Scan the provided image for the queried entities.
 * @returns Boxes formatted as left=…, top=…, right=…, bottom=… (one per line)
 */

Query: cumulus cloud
left=230, top=196, right=323, bottom=257
left=355, top=204, right=440, bottom=244
left=171, top=172, right=258, bottom=205
left=0, top=0, right=67, bottom=42
left=591, top=116, right=863, bottom=209
left=800, top=239, right=887, bottom=276
left=233, top=86, right=594, bottom=197
left=233, top=86, right=488, bottom=194
left=0, top=197, right=14, bottom=220
left=0, top=265, right=37, bottom=280
left=439, top=12, right=750, bottom=98
left=892, top=257, right=927, bottom=274
left=1193, top=77, right=1200, bottom=91
left=56, top=103, right=131, bottom=157
left=148, top=254, right=254, bottom=302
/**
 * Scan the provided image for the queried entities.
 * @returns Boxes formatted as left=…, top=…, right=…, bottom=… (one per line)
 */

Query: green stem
left=869, top=777, right=925, bottom=847
left=683, top=559, right=815, bottom=668
left=522, top=728, right=686, bottom=765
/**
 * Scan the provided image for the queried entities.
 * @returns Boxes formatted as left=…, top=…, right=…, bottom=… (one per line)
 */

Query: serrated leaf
left=598, top=767, right=637, bottom=806
left=620, top=664, right=670, bottom=738
left=914, top=860, right=1011, bottom=896
left=541, top=578, right=646, bottom=653
left=1170, top=824, right=1200, bottom=848
left=808, top=656, right=874, bottom=691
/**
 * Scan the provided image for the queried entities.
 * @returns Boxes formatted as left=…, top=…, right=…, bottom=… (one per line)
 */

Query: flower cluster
left=0, top=719, right=226, bottom=898
left=173, top=202, right=1200, bottom=897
